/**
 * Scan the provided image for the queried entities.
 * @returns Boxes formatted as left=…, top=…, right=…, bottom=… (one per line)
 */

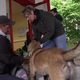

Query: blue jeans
left=42, top=34, right=67, bottom=50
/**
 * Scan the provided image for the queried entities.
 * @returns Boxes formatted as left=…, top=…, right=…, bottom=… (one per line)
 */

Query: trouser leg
left=0, top=74, right=24, bottom=80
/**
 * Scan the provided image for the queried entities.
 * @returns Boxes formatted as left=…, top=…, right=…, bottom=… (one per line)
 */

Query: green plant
left=50, top=0, right=80, bottom=48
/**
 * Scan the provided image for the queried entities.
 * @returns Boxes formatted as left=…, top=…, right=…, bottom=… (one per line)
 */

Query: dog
left=26, top=40, right=80, bottom=80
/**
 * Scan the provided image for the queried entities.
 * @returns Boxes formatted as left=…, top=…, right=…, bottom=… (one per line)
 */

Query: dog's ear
left=28, top=40, right=41, bottom=53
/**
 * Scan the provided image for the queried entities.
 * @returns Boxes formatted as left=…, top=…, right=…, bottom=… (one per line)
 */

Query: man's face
left=24, top=11, right=35, bottom=23
left=0, top=24, right=10, bottom=34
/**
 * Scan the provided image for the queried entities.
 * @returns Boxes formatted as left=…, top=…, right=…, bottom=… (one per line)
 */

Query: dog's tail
left=63, top=41, right=80, bottom=61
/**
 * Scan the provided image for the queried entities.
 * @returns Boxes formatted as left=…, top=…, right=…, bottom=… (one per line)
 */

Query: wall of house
left=12, top=1, right=28, bottom=50
left=35, top=3, right=48, bottom=11
left=0, top=0, right=7, bottom=15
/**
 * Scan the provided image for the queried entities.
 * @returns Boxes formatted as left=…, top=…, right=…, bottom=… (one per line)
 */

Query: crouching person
left=0, top=15, right=27, bottom=80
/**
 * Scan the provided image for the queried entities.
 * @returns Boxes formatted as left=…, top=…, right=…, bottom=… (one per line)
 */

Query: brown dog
left=27, top=40, right=80, bottom=80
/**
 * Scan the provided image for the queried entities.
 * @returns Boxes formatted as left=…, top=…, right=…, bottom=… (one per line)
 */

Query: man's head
left=22, top=5, right=36, bottom=22
left=50, top=8, right=58, bottom=16
left=50, top=8, right=57, bottom=13
left=0, top=15, right=15, bottom=34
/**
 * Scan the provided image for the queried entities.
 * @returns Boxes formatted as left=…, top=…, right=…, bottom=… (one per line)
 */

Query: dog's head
left=28, top=40, right=41, bottom=56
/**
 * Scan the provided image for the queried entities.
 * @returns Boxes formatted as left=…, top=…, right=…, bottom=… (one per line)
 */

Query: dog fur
left=27, top=40, right=80, bottom=80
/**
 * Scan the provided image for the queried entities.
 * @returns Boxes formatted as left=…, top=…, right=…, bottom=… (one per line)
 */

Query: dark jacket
left=32, top=9, right=65, bottom=43
left=54, top=13, right=63, bottom=22
left=0, top=35, right=23, bottom=74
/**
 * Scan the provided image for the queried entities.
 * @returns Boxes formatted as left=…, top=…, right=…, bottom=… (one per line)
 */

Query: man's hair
left=22, top=5, right=35, bottom=14
left=50, top=8, right=57, bottom=12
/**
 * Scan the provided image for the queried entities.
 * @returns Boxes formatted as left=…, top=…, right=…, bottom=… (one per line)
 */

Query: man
left=22, top=5, right=67, bottom=50
left=50, top=8, right=63, bottom=22
left=0, top=15, right=24, bottom=80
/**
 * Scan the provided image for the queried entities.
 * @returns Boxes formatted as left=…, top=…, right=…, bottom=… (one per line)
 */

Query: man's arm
left=40, top=14, right=55, bottom=43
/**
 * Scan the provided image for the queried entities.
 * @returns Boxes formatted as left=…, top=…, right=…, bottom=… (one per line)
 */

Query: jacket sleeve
left=9, top=53, right=23, bottom=66
left=40, top=14, right=56, bottom=43
left=33, top=27, right=42, bottom=42
left=0, top=36, right=23, bottom=66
